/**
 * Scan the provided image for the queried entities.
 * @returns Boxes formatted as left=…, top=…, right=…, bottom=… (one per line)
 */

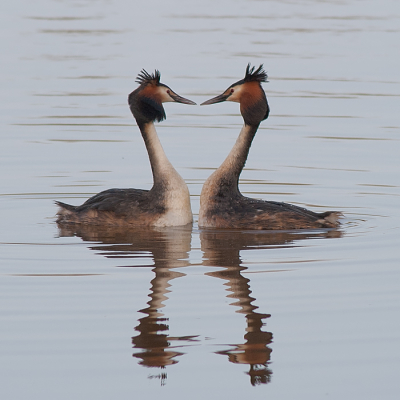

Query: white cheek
left=159, top=90, right=173, bottom=102
left=228, top=91, right=241, bottom=103
left=227, top=86, right=243, bottom=103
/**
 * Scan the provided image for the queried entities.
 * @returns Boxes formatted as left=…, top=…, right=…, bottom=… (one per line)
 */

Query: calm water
left=1, top=0, right=400, bottom=398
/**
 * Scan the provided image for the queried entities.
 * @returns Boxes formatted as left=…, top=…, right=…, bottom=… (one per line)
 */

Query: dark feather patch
left=138, top=96, right=166, bottom=123
left=204, top=196, right=339, bottom=230
left=227, top=63, right=268, bottom=92
left=135, top=69, right=161, bottom=86
left=244, top=63, right=268, bottom=83
left=242, top=97, right=269, bottom=126
left=128, top=69, right=166, bottom=124
left=56, top=188, right=167, bottom=226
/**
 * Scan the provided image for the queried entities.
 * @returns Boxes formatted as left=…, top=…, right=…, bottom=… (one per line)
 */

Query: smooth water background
left=1, top=0, right=400, bottom=398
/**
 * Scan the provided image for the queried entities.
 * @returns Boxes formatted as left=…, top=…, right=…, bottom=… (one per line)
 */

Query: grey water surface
left=1, top=0, right=400, bottom=399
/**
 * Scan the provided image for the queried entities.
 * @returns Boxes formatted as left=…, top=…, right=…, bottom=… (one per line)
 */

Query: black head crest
left=243, top=64, right=268, bottom=83
left=135, top=69, right=161, bottom=86
left=129, top=69, right=165, bottom=125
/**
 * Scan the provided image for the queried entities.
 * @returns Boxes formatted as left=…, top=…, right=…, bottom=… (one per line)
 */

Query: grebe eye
left=230, top=89, right=234, bottom=93
left=167, top=89, right=170, bottom=94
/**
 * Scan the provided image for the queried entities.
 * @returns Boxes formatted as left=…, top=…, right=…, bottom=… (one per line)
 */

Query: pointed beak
left=169, top=91, right=196, bottom=105
left=201, top=93, right=230, bottom=106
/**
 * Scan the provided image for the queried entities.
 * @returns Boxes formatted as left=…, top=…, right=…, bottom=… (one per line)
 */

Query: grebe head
left=129, top=69, right=196, bottom=125
left=201, top=64, right=270, bottom=126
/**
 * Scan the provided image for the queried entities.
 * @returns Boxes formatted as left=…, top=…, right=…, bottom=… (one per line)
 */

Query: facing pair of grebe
left=56, top=65, right=340, bottom=230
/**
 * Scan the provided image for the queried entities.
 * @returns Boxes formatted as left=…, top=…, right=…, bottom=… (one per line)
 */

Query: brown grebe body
left=199, top=64, right=340, bottom=230
left=56, top=69, right=195, bottom=227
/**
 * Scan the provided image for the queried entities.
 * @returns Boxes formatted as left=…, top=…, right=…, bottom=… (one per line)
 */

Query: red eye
left=230, top=89, right=234, bottom=93
left=167, top=89, right=170, bottom=94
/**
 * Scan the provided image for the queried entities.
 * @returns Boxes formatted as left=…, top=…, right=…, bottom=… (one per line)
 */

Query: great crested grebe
left=199, top=64, right=341, bottom=230
left=56, top=69, right=196, bottom=227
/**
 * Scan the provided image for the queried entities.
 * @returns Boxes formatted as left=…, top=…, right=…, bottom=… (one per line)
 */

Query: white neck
left=218, top=124, right=256, bottom=177
left=142, top=122, right=177, bottom=185
left=141, top=122, right=193, bottom=226
left=201, top=123, right=258, bottom=198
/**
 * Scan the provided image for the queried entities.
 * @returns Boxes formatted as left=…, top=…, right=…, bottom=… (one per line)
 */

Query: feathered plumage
left=199, top=64, right=341, bottom=230
left=135, top=69, right=161, bottom=86
left=56, top=69, right=195, bottom=227
left=243, top=63, right=268, bottom=83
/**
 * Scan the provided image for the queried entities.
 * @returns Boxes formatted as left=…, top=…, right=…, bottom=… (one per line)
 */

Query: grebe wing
left=249, top=199, right=322, bottom=218
left=55, top=188, right=167, bottom=226
left=247, top=199, right=340, bottom=227
left=61, top=188, right=151, bottom=216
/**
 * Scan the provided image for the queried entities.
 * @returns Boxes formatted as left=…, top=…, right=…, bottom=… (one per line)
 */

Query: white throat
left=143, top=122, right=193, bottom=226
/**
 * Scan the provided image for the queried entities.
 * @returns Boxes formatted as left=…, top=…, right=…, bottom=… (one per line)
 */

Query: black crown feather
left=135, top=69, right=161, bottom=85
left=243, top=63, right=268, bottom=83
